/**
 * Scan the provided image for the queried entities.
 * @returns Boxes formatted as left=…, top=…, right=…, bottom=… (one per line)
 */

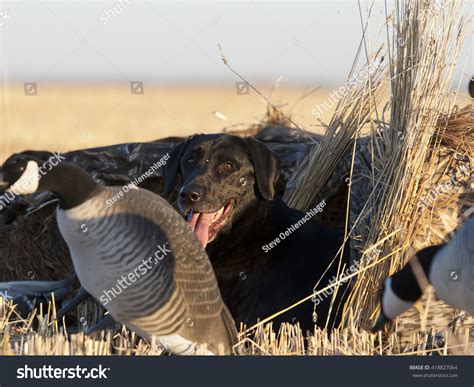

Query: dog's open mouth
left=186, top=200, right=234, bottom=247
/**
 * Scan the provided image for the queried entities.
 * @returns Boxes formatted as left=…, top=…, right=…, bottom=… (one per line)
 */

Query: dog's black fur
left=163, top=134, right=351, bottom=332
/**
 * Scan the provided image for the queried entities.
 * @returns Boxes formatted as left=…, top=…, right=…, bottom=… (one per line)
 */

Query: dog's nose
left=179, top=187, right=203, bottom=204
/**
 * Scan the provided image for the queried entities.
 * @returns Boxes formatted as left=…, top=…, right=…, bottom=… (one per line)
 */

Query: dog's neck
left=206, top=197, right=281, bottom=277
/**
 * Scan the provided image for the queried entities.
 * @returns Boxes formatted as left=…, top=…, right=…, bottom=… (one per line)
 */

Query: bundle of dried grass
left=435, top=104, right=473, bottom=150
left=287, top=44, right=387, bottom=211
left=228, top=0, right=471, bottom=348
left=341, top=0, right=471, bottom=328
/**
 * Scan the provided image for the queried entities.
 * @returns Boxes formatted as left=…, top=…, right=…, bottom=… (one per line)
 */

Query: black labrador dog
left=163, top=134, right=352, bottom=332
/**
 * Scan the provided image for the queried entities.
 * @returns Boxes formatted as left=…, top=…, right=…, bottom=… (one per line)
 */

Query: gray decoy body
left=428, top=218, right=473, bottom=315
left=0, top=156, right=237, bottom=355
left=373, top=218, right=474, bottom=331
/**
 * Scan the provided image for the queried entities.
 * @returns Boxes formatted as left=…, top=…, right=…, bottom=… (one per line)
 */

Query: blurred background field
left=0, top=84, right=470, bottom=161
left=0, top=84, right=330, bottom=159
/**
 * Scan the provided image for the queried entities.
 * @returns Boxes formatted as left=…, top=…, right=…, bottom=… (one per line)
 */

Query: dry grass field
left=2, top=83, right=470, bottom=160
left=3, top=83, right=468, bottom=161
left=0, top=83, right=345, bottom=161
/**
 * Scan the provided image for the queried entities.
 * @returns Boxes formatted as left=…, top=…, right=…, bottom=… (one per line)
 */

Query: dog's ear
left=162, top=138, right=191, bottom=195
left=245, top=137, right=281, bottom=201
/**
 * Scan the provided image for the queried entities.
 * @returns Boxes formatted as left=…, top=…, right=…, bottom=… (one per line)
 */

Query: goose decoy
left=372, top=218, right=474, bottom=332
left=0, top=155, right=237, bottom=355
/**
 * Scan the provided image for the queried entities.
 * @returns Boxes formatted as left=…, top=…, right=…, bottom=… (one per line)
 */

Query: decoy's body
left=0, top=156, right=236, bottom=355
left=373, top=218, right=474, bottom=332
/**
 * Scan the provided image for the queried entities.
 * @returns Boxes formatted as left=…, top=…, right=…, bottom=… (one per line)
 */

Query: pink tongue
left=188, top=212, right=214, bottom=247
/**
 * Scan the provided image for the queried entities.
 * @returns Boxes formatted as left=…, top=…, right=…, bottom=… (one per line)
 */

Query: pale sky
left=0, top=1, right=472, bottom=89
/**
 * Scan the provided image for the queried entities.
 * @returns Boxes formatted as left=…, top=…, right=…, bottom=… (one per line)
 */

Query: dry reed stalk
left=342, top=0, right=470, bottom=327
left=287, top=51, right=387, bottom=211
left=285, top=8, right=390, bottom=329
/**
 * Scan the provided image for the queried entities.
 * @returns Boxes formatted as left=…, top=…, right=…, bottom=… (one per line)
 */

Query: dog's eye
left=221, top=161, right=234, bottom=173
left=186, top=157, right=195, bottom=164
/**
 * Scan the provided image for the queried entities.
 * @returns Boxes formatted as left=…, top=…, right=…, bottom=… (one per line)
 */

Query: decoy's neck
left=390, top=244, right=445, bottom=302
left=39, top=164, right=101, bottom=210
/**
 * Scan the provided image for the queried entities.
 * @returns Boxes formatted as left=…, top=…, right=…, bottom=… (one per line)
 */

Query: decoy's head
left=372, top=245, right=442, bottom=332
left=371, top=277, right=416, bottom=332
left=0, top=152, right=99, bottom=209
left=0, top=154, right=44, bottom=195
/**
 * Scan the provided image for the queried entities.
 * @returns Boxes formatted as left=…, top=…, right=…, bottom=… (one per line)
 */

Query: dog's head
left=162, top=134, right=281, bottom=246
